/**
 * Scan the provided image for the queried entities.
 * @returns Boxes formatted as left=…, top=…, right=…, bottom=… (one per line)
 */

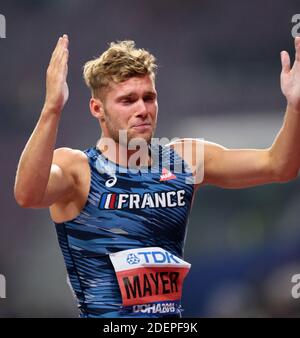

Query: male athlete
left=14, top=34, right=300, bottom=317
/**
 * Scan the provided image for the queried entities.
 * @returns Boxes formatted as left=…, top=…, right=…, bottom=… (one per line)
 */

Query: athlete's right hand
left=43, top=34, right=69, bottom=114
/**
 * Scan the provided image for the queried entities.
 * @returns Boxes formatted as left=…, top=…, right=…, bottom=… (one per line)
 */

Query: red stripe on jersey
left=109, top=194, right=116, bottom=209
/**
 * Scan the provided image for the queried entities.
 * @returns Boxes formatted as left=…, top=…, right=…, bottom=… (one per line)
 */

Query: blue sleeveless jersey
left=54, top=144, right=194, bottom=318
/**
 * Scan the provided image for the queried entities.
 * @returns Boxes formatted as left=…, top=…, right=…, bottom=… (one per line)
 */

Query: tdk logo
left=0, top=14, right=6, bottom=38
left=135, top=250, right=180, bottom=264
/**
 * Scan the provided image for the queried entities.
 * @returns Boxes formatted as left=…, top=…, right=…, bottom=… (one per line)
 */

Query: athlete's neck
left=96, top=138, right=152, bottom=169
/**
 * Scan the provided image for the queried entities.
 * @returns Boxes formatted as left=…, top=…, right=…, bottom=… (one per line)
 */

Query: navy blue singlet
left=54, top=143, right=194, bottom=317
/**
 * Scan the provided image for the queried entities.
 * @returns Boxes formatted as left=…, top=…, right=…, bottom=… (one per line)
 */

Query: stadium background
left=1, top=0, right=300, bottom=317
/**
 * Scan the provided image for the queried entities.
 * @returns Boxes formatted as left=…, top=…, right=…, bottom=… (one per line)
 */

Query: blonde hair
left=83, top=40, right=157, bottom=98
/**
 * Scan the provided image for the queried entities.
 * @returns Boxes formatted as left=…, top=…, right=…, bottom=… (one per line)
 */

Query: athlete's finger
left=55, top=35, right=69, bottom=64
left=62, top=49, right=69, bottom=75
left=281, top=51, right=291, bottom=74
left=62, top=34, right=69, bottom=49
left=50, top=35, right=68, bottom=66
left=50, top=36, right=63, bottom=61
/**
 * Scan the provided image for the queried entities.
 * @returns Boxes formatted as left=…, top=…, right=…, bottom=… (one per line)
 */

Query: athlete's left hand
left=280, top=37, right=300, bottom=112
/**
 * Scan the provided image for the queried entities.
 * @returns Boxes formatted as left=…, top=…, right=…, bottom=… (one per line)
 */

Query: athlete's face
left=100, top=75, right=158, bottom=145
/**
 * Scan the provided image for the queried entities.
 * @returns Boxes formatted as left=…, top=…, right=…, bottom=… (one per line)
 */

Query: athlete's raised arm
left=174, top=37, right=300, bottom=189
left=14, top=34, right=75, bottom=208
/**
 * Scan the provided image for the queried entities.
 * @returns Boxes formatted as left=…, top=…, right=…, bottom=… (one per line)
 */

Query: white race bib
left=109, top=247, right=191, bottom=307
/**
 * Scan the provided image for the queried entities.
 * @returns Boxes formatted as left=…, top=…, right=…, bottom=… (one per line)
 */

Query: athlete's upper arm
left=168, top=138, right=276, bottom=189
left=202, top=141, right=275, bottom=188
left=35, top=147, right=78, bottom=208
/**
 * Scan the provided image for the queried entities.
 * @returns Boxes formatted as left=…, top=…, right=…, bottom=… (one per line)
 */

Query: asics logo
left=105, top=176, right=117, bottom=187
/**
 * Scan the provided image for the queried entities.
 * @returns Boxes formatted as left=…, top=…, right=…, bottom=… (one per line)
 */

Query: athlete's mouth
left=132, top=122, right=151, bottom=128
left=131, top=123, right=152, bottom=132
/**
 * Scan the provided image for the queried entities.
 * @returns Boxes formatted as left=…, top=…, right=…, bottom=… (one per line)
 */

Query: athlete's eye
left=144, top=96, right=156, bottom=102
left=122, top=99, right=132, bottom=104
left=121, top=98, right=135, bottom=105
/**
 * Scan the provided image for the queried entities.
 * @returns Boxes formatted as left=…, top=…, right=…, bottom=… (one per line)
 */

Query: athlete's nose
left=134, top=100, right=148, bottom=118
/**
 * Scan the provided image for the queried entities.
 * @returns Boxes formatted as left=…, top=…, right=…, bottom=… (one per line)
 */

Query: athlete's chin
left=129, top=135, right=152, bottom=145
left=129, top=129, right=153, bottom=143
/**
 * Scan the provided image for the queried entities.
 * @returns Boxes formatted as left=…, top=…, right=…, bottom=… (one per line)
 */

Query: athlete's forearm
left=269, top=104, right=300, bottom=181
left=14, top=107, right=61, bottom=207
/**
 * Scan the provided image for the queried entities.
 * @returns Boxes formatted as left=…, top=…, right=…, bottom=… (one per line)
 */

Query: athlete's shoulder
left=53, top=147, right=89, bottom=176
left=165, top=137, right=203, bottom=146
left=165, top=138, right=204, bottom=182
left=53, top=147, right=88, bottom=162
left=164, top=138, right=192, bottom=159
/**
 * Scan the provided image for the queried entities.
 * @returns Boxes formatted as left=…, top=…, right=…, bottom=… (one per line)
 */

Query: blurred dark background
left=1, top=0, right=300, bottom=317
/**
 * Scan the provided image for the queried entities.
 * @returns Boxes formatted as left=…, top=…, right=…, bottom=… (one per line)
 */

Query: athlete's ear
left=90, top=97, right=105, bottom=121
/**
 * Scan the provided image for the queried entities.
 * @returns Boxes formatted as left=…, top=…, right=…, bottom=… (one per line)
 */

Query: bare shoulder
left=53, top=147, right=88, bottom=164
left=53, top=147, right=89, bottom=177
left=166, top=137, right=204, bottom=165
left=166, top=138, right=205, bottom=188
left=168, top=138, right=224, bottom=159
